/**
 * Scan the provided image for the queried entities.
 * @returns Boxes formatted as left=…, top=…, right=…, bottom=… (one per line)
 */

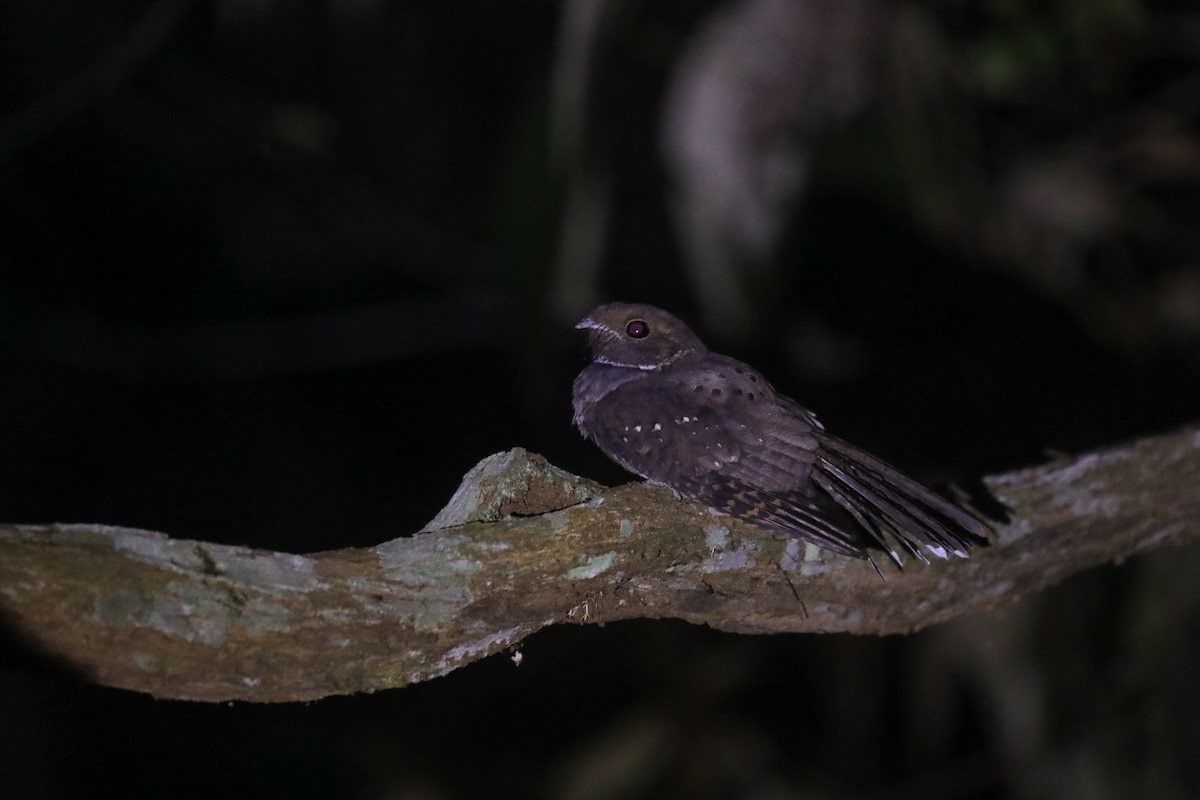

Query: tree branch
left=2, top=425, right=1198, bottom=702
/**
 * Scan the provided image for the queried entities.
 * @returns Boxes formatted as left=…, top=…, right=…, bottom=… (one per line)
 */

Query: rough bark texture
left=2, top=425, right=1198, bottom=702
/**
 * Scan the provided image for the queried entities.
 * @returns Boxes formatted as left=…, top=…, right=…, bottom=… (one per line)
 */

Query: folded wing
left=580, top=365, right=988, bottom=564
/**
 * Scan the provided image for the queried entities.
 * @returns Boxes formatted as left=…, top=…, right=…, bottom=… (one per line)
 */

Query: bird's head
left=576, top=303, right=706, bottom=370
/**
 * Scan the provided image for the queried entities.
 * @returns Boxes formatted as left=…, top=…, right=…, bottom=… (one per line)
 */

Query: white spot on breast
left=633, top=425, right=642, bottom=432
left=653, top=423, right=662, bottom=431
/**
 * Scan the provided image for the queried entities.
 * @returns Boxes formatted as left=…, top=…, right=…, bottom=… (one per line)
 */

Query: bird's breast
left=571, top=363, right=646, bottom=429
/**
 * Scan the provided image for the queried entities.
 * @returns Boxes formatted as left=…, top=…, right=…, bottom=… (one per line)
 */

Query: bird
left=571, top=302, right=991, bottom=567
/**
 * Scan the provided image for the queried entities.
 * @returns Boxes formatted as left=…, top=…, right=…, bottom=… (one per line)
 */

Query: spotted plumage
left=571, top=302, right=990, bottom=565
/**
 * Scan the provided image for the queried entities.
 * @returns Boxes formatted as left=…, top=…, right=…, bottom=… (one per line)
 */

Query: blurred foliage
left=970, top=0, right=1144, bottom=98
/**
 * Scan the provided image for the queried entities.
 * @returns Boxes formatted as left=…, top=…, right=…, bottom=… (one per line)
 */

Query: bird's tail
left=813, top=435, right=992, bottom=566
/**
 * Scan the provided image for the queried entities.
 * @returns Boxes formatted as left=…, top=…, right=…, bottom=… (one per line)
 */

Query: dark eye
left=625, top=319, right=649, bottom=339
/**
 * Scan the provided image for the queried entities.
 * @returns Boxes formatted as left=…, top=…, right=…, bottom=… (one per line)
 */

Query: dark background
left=2, top=1, right=1200, bottom=798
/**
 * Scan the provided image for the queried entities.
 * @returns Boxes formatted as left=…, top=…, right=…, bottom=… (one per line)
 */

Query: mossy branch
left=2, top=425, right=1198, bottom=702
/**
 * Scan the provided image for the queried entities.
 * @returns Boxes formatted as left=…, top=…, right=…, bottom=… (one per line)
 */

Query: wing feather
left=577, top=362, right=988, bottom=564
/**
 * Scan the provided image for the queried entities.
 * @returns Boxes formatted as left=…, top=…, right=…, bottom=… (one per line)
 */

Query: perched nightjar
left=571, top=302, right=991, bottom=566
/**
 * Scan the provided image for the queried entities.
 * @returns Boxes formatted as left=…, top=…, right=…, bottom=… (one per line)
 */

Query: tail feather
left=817, top=435, right=989, bottom=560
left=818, top=457, right=961, bottom=555
left=811, top=471, right=906, bottom=566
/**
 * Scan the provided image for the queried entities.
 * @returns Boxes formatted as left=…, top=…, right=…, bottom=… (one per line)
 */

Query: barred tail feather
left=817, top=435, right=990, bottom=561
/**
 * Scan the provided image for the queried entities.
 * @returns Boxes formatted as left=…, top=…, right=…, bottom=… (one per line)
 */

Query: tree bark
left=2, top=425, right=1197, bottom=702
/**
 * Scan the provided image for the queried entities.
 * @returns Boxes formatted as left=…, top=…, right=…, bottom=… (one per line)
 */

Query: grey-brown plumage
left=572, top=302, right=990, bottom=565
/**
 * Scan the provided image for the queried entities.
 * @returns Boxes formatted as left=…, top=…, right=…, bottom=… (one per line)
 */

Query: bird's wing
left=582, top=367, right=873, bottom=558
left=671, top=386, right=884, bottom=559
left=681, top=474, right=873, bottom=558
left=683, top=408, right=990, bottom=564
left=586, top=364, right=990, bottom=564
left=577, top=369, right=745, bottom=485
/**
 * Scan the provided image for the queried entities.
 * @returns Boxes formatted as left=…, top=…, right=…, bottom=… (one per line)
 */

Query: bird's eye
left=625, top=320, right=649, bottom=339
